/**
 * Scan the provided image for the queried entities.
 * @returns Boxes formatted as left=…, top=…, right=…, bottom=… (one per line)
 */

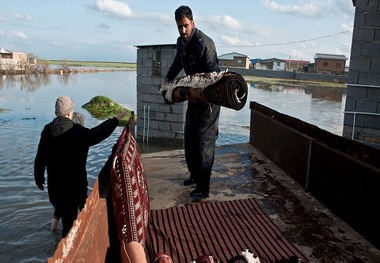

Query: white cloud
left=220, top=35, right=252, bottom=46
left=2, top=30, right=27, bottom=39
left=327, top=0, right=355, bottom=19
left=14, top=13, right=32, bottom=21
left=12, top=31, right=27, bottom=39
left=261, top=0, right=354, bottom=19
left=340, top=23, right=353, bottom=32
left=92, top=0, right=171, bottom=24
left=95, top=0, right=134, bottom=18
left=261, top=0, right=323, bottom=18
left=0, top=12, right=10, bottom=21
left=95, top=23, right=110, bottom=29
left=209, top=15, right=241, bottom=30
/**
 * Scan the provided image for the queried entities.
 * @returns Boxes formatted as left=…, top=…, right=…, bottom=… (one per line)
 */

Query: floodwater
left=0, top=71, right=346, bottom=262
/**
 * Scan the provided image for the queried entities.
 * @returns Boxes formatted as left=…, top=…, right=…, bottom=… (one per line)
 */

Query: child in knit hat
left=35, top=94, right=128, bottom=238
left=50, top=111, right=85, bottom=231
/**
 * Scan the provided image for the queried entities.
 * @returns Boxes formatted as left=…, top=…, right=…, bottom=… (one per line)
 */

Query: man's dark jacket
left=166, top=27, right=220, bottom=80
left=34, top=116, right=119, bottom=206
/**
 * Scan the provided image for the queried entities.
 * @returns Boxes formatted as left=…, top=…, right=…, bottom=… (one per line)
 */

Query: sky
left=1, top=0, right=355, bottom=63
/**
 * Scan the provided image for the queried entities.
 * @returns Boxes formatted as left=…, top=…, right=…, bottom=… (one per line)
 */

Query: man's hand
left=116, top=109, right=129, bottom=121
left=38, top=184, right=45, bottom=191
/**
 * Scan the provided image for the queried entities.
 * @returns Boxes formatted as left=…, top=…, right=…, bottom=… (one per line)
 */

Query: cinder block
left=141, top=57, right=152, bottom=67
left=353, top=28, right=375, bottom=42
left=344, top=97, right=357, bottom=111
left=153, top=77, right=164, bottom=85
left=375, top=29, right=380, bottom=42
left=348, top=69, right=359, bottom=84
left=158, top=121, right=172, bottom=131
left=139, top=93, right=163, bottom=103
left=350, top=42, right=363, bottom=57
left=356, top=99, right=377, bottom=112
left=364, top=115, right=380, bottom=129
left=136, top=67, right=148, bottom=76
left=140, top=76, right=154, bottom=85
left=171, top=122, right=185, bottom=133
left=361, top=42, right=380, bottom=57
left=346, top=85, right=368, bottom=99
left=356, top=0, right=379, bottom=12
left=143, top=85, right=160, bottom=95
left=349, top=56, right=372, bottom=71
left=359, top=71, right=380, bottom=85
left=354, top=13, right=366, bottom=28
left=365, top=13, right=380, bottom=27
left=368, top=87, right=380, bottom=99
left=137, top=48, right=149, bottom=58
left=162, top=48, right=176, bottom=59
left=371, top=58, right=380, bottom=73
left=147, top=120, right=159, bottom=130
left=343, top=112, right=354, bottom=126
left=166, top=113, right=181, bottom=122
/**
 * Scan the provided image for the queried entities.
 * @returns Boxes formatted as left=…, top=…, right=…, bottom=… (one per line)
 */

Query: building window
left=155, top=50, right=161, bottom=60
left=323, top=62, right=328, bottom=66
left=153, top=50, right=162, bottom=76
left=152, top=60, right=161, bottom=77
left=237, top=59, right=242, bottom=64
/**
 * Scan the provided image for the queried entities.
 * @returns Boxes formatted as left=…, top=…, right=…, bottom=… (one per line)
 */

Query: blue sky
left=1, top=0, right=355, bottom=63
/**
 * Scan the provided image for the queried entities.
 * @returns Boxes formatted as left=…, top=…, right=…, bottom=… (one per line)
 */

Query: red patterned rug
left=145, top=198, right=307, bottom=263
left=110, top=123, right=149, bottom=247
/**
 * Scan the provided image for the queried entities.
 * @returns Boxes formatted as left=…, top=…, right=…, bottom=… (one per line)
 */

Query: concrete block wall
left=343, top=0, right=380, bottom=144
left=135, top=44, right=186, bottom=144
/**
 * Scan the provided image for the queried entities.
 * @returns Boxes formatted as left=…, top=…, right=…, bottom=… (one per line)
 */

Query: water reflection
left=0, top=74, right=52, bottom=91
left=251, top=82, right=345, bottom=102
left=244, top=81, right=346, bottom=135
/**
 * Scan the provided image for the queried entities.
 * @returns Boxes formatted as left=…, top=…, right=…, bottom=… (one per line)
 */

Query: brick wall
left=136, top=45, right=186, bottom=144
left=315, top=58, right=346, bottom=74
left=343, top=0, right=380, bottom=144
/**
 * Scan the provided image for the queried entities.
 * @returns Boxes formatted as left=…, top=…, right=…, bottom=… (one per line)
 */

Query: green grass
left=243, top=75, right=346, bottom=88
left=40, top=60, right=136, bottom=69
left=82, top=96, right=134, bottom=126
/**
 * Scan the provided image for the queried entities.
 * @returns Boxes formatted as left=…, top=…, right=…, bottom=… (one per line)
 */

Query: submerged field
left=42, top=60, right=137, bottom=69
left=40, top=60, right=344, bottom=88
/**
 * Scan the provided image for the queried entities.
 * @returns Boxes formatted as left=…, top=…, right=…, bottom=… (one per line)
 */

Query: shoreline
left=1, top=58, right=346, bottom=90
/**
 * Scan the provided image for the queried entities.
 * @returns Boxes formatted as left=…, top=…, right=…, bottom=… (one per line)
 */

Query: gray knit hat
left=55, top=95, right=74, bottom=117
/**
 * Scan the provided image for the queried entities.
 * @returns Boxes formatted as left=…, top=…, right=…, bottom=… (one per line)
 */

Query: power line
left=218, top=30, right=352, bottom=48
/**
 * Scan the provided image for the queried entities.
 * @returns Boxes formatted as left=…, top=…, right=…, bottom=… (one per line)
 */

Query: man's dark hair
left=175, top=5, right=193, bottom=21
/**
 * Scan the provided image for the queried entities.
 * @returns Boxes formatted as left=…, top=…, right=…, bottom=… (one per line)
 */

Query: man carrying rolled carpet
left=165, top=5, right=220, bottom=200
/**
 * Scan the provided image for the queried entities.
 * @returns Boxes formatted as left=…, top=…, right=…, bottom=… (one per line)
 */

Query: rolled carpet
left=159, top=71, right=248, bottom=111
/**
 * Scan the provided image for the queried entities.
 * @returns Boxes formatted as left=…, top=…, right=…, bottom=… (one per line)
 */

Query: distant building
left=283, top=59, right=311, bottom=72
left=0, top=48, right=35, bottom=71
left=249, top=58, right=262, bottom=68
left=218, top=52, right=250, bottom=69
left=255, top=58, right=286, bottom=71
left=313, top=53, right=348, bottom=75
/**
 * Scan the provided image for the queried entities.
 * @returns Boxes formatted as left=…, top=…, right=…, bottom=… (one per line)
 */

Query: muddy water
left=0, top=71, right=346, bottom=262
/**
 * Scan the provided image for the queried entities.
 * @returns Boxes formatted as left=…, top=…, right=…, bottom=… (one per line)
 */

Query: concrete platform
left=142, top=143, right=380, bottom=263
